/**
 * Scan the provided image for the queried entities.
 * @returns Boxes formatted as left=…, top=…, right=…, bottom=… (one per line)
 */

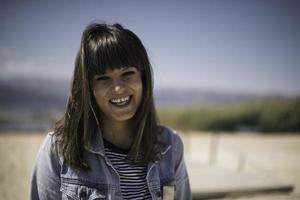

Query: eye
left=122, top=71, right=136, bottom=77
left=95, top=76, right=110, bottom=81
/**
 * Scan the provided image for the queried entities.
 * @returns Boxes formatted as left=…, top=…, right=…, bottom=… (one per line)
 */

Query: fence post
left=209, top=132, right=220, bottom=166
left=237, top=153, right=246, bottom=172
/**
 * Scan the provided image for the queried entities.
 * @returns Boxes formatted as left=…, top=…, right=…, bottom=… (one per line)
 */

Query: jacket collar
left=84, top=128, right=106, bottom=157
left=84, top=127, right=172, bottom=157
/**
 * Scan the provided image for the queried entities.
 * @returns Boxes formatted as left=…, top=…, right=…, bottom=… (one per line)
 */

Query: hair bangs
left=85, top=30, right=145, bottom=77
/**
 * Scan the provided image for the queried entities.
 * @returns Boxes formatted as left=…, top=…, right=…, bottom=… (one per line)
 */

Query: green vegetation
left=157, top=97, right=300, bottom=132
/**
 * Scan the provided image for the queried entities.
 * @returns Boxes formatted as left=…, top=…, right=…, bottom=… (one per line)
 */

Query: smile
left=109, top=95, right=132, bottom=106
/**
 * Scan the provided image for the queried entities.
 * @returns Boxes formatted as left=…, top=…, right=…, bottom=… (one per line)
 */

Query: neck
left=101, top=119, right=133, bottom=149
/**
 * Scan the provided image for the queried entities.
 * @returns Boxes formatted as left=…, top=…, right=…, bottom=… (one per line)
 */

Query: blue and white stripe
left=104, top=141, right=152, bottom=200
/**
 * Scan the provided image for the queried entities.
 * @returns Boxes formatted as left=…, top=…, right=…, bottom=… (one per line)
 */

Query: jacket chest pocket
left=61, top=180, right=108, bottom=200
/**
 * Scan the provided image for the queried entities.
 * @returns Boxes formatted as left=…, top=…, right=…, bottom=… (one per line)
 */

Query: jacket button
left=79, top=188, right=87, bottom=199
left=156, top=190, right=161, bottom=197
left=116, top=191, right=122, bottom=196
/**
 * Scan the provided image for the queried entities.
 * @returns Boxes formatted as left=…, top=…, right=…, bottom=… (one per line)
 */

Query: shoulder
left=158, top=126, right=184, bottom=153
left=159, top=126, right=182, bottom=143
left=37, top=131, right=62, bottom=165
left=40, top=131, right=57, bottom=151
left=38, top=132, right=54, bottom=149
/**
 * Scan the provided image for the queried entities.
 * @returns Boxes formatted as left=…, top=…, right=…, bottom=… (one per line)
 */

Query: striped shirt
left=104, top=139, right=152, bottom=200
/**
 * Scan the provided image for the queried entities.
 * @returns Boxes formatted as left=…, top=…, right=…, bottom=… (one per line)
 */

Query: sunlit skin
left=92, top=66, right=143, bottom=148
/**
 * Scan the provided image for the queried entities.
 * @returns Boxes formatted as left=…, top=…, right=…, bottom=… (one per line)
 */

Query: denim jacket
left=30, top=127, right=191, bottom=200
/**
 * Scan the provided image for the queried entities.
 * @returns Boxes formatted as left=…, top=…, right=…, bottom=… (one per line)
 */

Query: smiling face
left=92, top=66, right=143, bottom=125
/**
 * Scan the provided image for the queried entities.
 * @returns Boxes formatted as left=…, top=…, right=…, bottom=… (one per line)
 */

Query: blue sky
left=1, top=0, right=300, bottom=95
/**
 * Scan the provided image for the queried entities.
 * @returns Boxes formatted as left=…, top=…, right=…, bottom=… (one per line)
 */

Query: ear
left=93, top=89, right=96, bottom=96
left=89, top=79, right=96, bottom=96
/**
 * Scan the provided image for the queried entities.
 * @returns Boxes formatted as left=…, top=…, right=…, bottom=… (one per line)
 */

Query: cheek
left=93, top=88, right=107, bottom=108
left=93, top=83, right=107, bottom=98
left=136, top=81, right=143, bottom=104
left=93, top=93, right=103, bottom=108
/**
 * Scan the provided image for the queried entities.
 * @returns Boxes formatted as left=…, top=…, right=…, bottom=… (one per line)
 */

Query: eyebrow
left=121, top=66, right=137, bottom=72
left=94, top=67, right=135, bottom=77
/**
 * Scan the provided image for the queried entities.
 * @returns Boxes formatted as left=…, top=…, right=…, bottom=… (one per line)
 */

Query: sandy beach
left=0, top=131, right=299, bottom=200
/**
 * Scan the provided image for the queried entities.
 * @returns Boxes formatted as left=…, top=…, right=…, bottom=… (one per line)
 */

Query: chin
left=111, top=113, right=136, bottom=122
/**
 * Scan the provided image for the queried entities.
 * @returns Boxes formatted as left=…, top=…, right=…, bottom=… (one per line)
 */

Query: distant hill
left=154, top=89, right=262, bottom=106
left=0, top=78, right=292, bottom=131
left=0, top=78, right=274, bottom=110
left=0, top=78, right=69, bottom=112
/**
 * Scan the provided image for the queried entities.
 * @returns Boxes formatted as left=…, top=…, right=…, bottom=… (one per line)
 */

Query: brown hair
left=54, top=23, right=160, bottom=170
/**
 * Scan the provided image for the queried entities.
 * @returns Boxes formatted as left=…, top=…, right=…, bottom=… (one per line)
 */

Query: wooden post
left=237, top=153, right=246, bottom=172
left=209, top=132, right=219, bottom=166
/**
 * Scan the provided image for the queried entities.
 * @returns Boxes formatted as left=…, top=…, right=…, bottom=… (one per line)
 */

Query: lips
left=109, top=95, right=132, bottom=107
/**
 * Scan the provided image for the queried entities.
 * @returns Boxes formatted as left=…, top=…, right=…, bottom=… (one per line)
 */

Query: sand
left=0, top=131, right=299, bottom=200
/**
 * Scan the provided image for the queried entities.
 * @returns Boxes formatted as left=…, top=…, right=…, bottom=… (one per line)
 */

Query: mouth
left=109, top=95, right=132, bottom=107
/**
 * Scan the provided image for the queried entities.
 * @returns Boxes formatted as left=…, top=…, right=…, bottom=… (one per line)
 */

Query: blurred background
left=0, top=1, right=299, bottom=199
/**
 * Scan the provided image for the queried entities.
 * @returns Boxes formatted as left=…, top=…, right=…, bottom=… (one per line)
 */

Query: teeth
left=111, top=96, right=130, bottom=104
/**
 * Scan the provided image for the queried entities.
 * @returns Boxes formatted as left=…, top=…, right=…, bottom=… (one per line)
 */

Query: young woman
left=30, top=22, right=191, bottom=200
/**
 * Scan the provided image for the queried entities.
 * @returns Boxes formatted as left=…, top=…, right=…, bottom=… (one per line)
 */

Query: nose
left=114, top=85, right=120, bottom=92
left=111, top=78, right=123, bottom=93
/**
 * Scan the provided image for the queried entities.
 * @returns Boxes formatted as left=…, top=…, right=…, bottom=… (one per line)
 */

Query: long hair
left=54, top=23, right=160, bottom=170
